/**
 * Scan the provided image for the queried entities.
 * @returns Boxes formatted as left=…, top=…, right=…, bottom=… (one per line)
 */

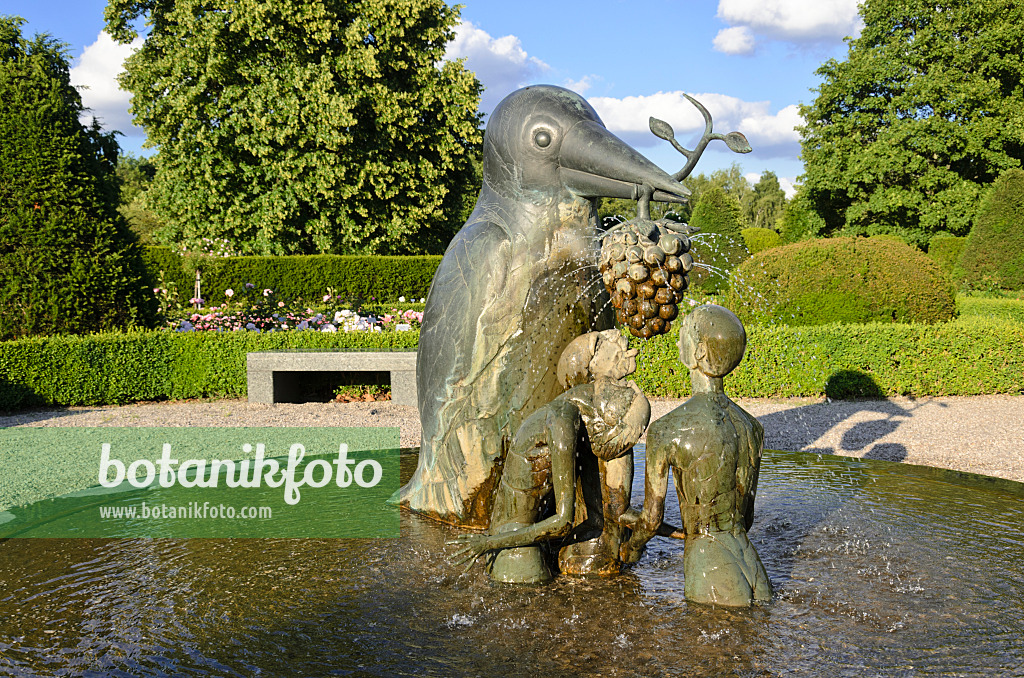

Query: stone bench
left=246, top=350, right=418, bottom=406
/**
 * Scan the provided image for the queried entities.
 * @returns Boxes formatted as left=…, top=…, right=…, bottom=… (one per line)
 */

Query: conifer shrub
left=0, top=18, right=156, bottom=340
left=726, top=237, right=956, bottom=326
left=688, top=187, right=749, bottom=292
left=741, top=227, right=781, bottom=255
left=955, top=168, right=1024, bottom=291
left=928, top=235, right=967, bottom=275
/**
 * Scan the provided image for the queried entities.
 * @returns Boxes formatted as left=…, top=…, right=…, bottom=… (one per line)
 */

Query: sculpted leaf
left=723, top=131, right=752, bottom=154
left=649, top=117, right=675, bottom=141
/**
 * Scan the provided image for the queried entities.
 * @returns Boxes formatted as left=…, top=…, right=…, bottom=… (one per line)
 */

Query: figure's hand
left=446, top=533, right=497, bottom=571
left=617, top=507, right=642, bottom=529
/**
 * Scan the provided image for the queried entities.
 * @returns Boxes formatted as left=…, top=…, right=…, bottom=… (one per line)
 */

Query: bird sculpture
left=398, top=85, right=691, bottom=528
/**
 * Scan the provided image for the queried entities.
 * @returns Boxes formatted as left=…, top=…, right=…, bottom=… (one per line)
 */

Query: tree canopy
left=104, top=0, right=483, bottom=255
left=746, top=170, right=787, bottom=231
left=0, top=15, right=155, bottom=340
left=799, top=0, right=1024, bottom=248
left=680, top=163, right=753, bottom=224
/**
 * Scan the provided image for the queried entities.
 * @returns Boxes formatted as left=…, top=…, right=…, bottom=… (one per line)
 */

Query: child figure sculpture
left=450, top=329, right=650, bottom=583
left=620, top=304, right=772, bottom=606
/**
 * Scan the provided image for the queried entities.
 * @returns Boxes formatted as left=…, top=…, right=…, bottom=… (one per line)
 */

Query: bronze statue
left=620, top=304, right=772, bottom=607
left=400, top=86, right=688, bottom=527
left=450, top=330, right=650, bottom=583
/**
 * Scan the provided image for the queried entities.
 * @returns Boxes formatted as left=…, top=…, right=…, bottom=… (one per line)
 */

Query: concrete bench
left=246, top=350, right=418, bottom=406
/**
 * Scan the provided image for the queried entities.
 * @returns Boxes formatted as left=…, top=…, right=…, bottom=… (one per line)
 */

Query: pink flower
left=225, top=289, right=234, bottom=297
left=278, top=301, right=285, bottom=307
left=263, top=289, right=272, bottom=297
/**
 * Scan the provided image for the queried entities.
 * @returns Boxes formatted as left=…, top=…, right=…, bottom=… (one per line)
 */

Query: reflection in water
left=1, top=449, right=1023, bottom=676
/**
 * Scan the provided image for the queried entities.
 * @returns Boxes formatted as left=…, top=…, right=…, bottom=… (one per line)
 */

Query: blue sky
left=5, top=0, right=863, bottom=195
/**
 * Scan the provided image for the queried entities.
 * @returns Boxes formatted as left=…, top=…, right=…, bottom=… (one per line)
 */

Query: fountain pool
left=1, top=447, right=1022, bottom=677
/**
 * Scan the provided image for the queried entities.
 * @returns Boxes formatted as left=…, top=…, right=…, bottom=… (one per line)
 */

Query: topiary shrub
left=741, top=227, right=781, bottom=255
left=0, top=18, right=157, bottom=340
left=688, top=186, right=749, bottom=292
left=726, top=237, right=956, bottom=326
left=955, top=168, right=1024, bottom=291
left=928, top=235, right=967, bottom=276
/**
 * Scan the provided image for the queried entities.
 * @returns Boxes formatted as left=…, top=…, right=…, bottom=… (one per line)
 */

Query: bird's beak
left=558, top=120, right=690, bottom=203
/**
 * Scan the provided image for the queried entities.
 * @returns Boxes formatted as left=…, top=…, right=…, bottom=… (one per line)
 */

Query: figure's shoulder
left=647, top=398, right=711, bottom=443
left=727, top=399, right=763, bottom=433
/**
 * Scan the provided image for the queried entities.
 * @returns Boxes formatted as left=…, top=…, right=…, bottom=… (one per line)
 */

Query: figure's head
left=590, top=383, right=651, bottom=461
left=557, top=330, right=637, bottom=388
left=677, top=304, right=746, bottom=378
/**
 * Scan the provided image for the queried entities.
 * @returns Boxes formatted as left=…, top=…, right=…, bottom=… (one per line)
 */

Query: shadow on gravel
left=0, top=407, right=102, bottom=427
left=756, top=370, right=948, bottom=464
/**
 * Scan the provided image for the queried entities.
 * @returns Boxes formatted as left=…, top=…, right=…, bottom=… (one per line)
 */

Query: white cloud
left=444, top=21, right=549, bottom=113
left=588, top=91, right=802, bottom=160
left=563, top=75, right=597, bottom=95
left=713, top=26, right=756, bottom=55
left=745, top=172, right=798, bottom=199
left=715, top=0, right=863, bottom=52
left=779, top=176, right=797, bottom=199
left=69, top=32, right=144, bottom=138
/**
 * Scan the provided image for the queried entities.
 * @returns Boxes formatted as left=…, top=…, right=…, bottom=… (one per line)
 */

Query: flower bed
left=154, top=280, right=425, bottom=334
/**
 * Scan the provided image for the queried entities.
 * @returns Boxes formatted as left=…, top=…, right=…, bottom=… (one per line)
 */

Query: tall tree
left=746, top=170, right=787, bottom=231
left=105, top=0, right=483, bottom=255
left=115, top=153, right=162, bottom=245
left=0, top=16, right=155, bottom=340
left=679, top=163, right=753, bottom=225
left=799, top=0, right=1024, bottom=248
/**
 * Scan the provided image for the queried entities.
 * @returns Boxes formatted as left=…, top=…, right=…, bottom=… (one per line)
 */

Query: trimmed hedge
left=958, top=295, right=1024, bottom=324
left=726, top=237, right=957, bottom=326
left=955, top=168, right=1024, bottom=291
left=0, top=330, right=418, bottom=410
left=2, top=317, right=1021, bottom=409
left=741, top=227, right=781, bottom=255
left=928, top=235, right=967, bottom=275
left=629, top=317, right=1024, bottom=398
left=144, top=247, right=442, bottom=302
left=688, top=187, right=749, bottom=292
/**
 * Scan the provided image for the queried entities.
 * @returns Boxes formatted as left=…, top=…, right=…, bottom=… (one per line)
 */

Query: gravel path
left=4, top=394, right=1023, bottom=483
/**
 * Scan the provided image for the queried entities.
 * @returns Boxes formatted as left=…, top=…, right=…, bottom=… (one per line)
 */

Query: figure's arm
left=619, top=508, right=685, bottom=539
left=619, top=450, right=671, bottom=564
left=449, top=412, right=578, bottom=567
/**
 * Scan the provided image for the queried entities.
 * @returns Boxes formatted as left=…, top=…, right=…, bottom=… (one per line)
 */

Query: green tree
left=115, top=152, right=163, bottom=245
left=688, top=186, right=749, bottom=292
left=799, top=0, right=1024, bottom=249
left=746, top=170, right=787, bottom=231
left=778, top=184, right=827, bottom=243
left=681, top=163, right=753, bottom=225
left=105, top=0, right=483, bottom=255
left=0, top=16, right=156, bottom=340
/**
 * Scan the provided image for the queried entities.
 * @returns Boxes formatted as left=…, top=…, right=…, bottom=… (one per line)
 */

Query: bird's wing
left=401, top=213, right=529, bottom=525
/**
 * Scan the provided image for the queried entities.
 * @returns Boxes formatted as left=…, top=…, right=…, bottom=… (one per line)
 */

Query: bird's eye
left=534, top=130, right=552, bottom=148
